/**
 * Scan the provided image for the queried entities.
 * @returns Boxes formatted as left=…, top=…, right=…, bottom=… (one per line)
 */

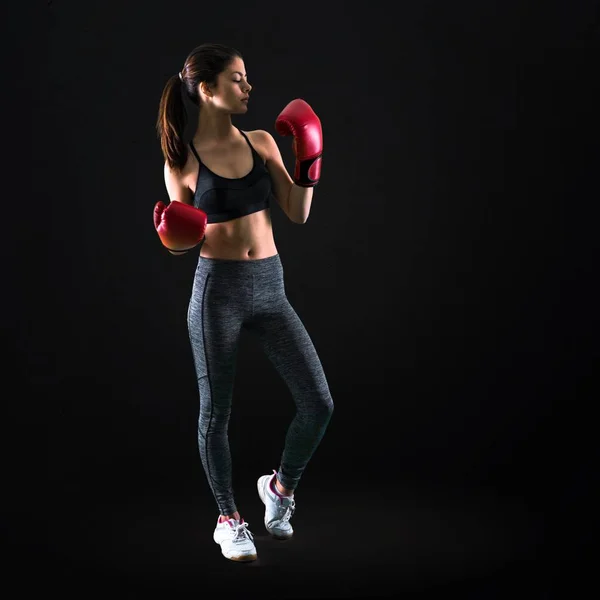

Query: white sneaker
left=257, top=470, right=296, bottom=540
left=213, top=517, right=257, bottom=562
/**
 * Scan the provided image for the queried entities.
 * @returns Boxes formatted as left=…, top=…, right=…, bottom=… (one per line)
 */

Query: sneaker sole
left=214, top=538, right=258, bottom=562
left=222, top=551, right=257, bottom=562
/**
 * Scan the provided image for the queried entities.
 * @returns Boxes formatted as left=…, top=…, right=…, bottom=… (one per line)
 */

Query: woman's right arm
left=163, top=161, right=193, bottom=205
left=156, top=162, right=207, bottom=255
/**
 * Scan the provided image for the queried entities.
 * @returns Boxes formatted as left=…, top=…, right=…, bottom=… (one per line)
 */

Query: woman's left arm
left=259, top=130, right=314, bottom=224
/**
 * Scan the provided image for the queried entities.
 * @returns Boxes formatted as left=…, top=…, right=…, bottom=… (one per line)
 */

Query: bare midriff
left=199, top=209, right=278, bottom=260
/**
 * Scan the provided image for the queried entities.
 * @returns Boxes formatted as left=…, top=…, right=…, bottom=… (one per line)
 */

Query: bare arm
left=259, top=130, right=313, bottom=224
left=162, top=161, right=196, bottom=255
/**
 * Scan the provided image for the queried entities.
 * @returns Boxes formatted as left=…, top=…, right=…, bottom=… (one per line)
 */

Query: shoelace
left=232, top=521, right=254, bottom=543
left=278, top=498, right=296, bottom=523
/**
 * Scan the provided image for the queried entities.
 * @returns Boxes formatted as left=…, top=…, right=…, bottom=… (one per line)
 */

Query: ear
left=200, top=81, right=213, bottom=98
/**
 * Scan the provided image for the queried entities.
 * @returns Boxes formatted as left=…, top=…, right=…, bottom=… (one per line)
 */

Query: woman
left=154, top=43, right=334, bottom=562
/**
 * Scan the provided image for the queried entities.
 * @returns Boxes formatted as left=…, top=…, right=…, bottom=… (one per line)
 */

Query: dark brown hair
left=155, top=43, right=243, bottom=171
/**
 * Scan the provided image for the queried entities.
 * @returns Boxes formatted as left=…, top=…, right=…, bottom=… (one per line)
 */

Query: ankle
left=219, top=511, right=241, bottom=522
left=274, top=478, right=294, bottom=497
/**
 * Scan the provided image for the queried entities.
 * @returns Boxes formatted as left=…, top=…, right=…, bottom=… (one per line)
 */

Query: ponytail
left=156, top=75, right=188, bottom=171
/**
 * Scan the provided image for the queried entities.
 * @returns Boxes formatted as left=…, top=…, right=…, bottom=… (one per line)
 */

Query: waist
left=200, top=209, right=276, bottom=259
left=196, top=252, right=283, bottom=277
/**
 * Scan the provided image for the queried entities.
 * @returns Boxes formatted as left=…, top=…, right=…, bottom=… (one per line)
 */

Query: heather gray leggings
left=187, top=253, right=334, bottom=516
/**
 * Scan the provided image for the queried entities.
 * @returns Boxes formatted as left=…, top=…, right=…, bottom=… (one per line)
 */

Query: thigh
left=188, top=272, right=245, bottom=401
left=249, top=299, right=330, bottom=401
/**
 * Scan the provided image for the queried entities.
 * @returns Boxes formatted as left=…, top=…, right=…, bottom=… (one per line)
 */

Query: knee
left=199, top=406, right=232, bottom=432
left=297, top=390, right=332, bottom=421
left=326, top=398, right=334, bottom=421
left=315, top=393, right=334, bottom=422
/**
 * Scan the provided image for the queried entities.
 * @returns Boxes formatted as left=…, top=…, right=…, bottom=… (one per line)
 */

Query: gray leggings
left=187, top=253, right=334, bottom=516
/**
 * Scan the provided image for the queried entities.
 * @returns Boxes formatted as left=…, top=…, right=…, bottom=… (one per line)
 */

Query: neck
left=195, top=108, right=237, bottom=144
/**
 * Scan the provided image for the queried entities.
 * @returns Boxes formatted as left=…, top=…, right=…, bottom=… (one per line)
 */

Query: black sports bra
left=189, top=128, right=272, bottom=223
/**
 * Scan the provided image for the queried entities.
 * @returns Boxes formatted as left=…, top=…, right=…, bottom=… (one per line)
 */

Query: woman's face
left=205, top=57, right=252, bottom=113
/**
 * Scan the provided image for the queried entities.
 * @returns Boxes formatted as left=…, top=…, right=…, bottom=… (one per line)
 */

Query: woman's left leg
left=247, top=293, right=334, bottom=492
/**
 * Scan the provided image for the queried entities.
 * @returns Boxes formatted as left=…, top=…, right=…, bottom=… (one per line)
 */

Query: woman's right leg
left=187, top=264, right=249, bottom=518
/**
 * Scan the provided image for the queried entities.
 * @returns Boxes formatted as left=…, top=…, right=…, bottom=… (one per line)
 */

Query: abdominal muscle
left=199, top=208, right=279, bottom=260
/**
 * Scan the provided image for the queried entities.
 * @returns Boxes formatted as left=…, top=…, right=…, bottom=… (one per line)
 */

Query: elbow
left=287, top=205, right=309, bottom=224
left=289, top=214, right=308, bottom=225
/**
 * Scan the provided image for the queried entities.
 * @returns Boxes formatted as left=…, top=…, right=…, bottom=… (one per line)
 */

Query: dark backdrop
left=5, top=1, right=598, bottom=597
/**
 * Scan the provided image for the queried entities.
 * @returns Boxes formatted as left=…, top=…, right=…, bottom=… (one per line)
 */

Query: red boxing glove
left=275, top=98, right=323, bottom=187
left=153, top=200, right=207, bottom=253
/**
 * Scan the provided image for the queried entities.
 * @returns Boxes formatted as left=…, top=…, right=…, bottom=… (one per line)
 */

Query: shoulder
left=244, top=129, right=279, bottom=162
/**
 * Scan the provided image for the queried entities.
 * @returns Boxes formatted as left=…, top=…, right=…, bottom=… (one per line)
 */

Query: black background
left=4, top=1, right=598, bottom=597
